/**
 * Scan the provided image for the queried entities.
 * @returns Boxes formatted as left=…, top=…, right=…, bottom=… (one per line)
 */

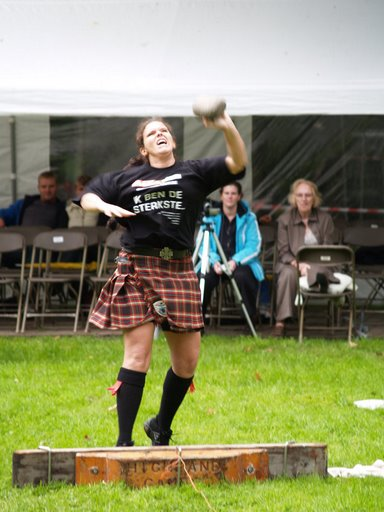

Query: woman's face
left=295, top=182, right=314, bottom=216
left=140, top=121, right=175, bottom=160
left=221, top=185, right=241, bottom=209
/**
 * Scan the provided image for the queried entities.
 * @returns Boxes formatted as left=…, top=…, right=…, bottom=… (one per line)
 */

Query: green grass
left=0, top=333, right=383, bottom=511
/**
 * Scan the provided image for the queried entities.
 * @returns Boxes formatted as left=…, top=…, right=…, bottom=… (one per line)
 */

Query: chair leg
left=21, top=280, right=32, bottom=332
left=84, top=289, right=97, bottom=332
left=298, top=303, right=304, bottom=343
left=16, top=289, right=23, bottom=333
left=348, top=310, right=353, bottom=345
left=41, top=282, right=49, bottom=329
left=74, top=280, right=85, bottom=332
left=217, top=281, right=223, bottom=327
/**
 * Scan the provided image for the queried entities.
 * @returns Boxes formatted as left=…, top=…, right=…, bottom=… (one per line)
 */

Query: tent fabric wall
left=251, top=115, right=384, bottom=223
left=0, top=0, right=384, bottom=116
left=0, top=118, right=13, bottom=206
left=1, top=0, right=383, bottom=217
left=0, top=115, right=253, bottom=208
left=3, top=114, right=383, bottom=223
left=184, top=116, right=253, bottom=203
left=0, top=116, right=50, bottom=207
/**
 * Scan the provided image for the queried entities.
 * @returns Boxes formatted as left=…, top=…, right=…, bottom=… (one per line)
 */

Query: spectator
left=274, top=179, right=338, bottom=336
left=0, top=170, right=68, bottom=268
left=197, top=181, right=264, bottom=324
left=0, top=170, right=68, bottom=229
left=66, top=175, right=100, bottom=228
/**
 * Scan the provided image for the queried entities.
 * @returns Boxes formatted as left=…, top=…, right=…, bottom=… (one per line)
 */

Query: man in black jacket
left=0, top=170, right=68, bottom=229
left=0, top=170, right=68, bottom=268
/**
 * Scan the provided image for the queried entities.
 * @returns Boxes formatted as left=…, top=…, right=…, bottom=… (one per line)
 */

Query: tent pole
left=9, top=115, right=17, bottom=202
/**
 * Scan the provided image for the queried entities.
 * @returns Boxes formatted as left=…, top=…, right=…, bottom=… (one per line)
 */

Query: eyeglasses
left=295, top=193, right=313, bottom=198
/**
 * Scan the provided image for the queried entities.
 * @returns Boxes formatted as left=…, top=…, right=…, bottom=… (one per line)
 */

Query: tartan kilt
left=89, top=251, right=204, bottom=332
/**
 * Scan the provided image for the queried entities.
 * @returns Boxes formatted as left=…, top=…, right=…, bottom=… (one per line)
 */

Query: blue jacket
left=197, top=199, right=264, bottom=281
left=0, top=198, right=24, bottom=226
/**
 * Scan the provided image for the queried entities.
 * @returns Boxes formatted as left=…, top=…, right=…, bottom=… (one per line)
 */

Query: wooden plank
left=12, top=443, right=327, bottom=487
left=75, top=448, right=269, bottom=487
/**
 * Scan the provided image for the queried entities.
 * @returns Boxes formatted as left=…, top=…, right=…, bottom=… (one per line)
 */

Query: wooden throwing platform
left=76, top=447, right=268, bottom=486
left=12, top=443, right=327, bottom=487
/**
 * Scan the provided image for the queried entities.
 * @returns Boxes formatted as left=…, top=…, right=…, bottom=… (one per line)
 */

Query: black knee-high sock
left=157, top=367, right=193, bottom=431
left=116, top=367, right=146, bottom=446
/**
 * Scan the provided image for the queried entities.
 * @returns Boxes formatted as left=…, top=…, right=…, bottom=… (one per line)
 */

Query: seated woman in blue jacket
left=197, top=181, right=264, bottom=324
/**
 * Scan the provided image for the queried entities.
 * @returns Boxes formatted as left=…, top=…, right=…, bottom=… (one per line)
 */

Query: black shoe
left=316, top=273, right=329, bottom=293
left=116, top=440, right=134, bottom=447
left=144, top=416, right=172, bottom=446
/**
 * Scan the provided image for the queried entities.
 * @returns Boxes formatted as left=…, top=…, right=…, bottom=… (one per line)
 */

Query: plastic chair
left=21, top=229, right=89, bottom=332
left=0, top=232, right=27, bottom=332
left=296, top=244, right=355, bottom=345
left=84, top=229, right=123, bottom=332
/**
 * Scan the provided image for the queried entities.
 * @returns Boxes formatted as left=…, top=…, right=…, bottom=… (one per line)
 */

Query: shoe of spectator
left=272, top=323, right=285, bottom=337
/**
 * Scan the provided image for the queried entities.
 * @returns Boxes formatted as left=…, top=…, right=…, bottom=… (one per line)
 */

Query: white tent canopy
left=1, top=0, right=384, bottom=116
left=1, top=0, right=384, bottom=212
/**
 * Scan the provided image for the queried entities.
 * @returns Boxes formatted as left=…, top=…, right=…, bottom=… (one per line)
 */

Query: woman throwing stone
left=80, top=111, right=247, bottom=446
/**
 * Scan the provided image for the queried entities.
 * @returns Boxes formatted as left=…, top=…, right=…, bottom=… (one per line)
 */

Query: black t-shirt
left=21, top=197, right=68, bottom=228
left=85, top=157, right=245, bottom=250
left=219, top=215, right=237, bottom=259
left=22, top=200, right=59, bottom=227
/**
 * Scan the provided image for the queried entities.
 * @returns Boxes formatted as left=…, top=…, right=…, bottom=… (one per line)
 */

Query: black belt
left=124, top=246, right=191, bottom=260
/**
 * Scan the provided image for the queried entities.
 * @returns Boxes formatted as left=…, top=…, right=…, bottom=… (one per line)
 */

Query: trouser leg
left=157, top=367, right=193, bottom=431
left=116, top=367, right=146, bottom=446
left=201, top=269, right=220, bottom=316
left=276, top=265, right=297, bottom=322
left=233, top=265, right=258, bottom=320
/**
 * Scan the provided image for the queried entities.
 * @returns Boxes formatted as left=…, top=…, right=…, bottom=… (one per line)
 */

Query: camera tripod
left=192, top=218, right=258, bottom=338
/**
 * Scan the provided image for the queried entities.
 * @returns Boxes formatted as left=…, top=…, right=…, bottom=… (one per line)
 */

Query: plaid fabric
left=89, top=250, right=204, bottom=332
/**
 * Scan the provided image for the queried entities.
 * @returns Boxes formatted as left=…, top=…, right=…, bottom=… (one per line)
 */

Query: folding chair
left=0, top=232, right=27, bottom=332
left=4, top=225, right=52, bottom=248
left=206, top=277, right=243, bottom=327
left=21, top=229, right=89, bottom=332
left=68, top=225, right=109, bottom=267
left=342, top=224, right=384, bottom=315
left=256, top=224, right=276, bottom=324
left=204, top=226, right=269, bottom=329
left=296, top=244, right=355, bottom=345
left=84, top=229, right=123, bottom=332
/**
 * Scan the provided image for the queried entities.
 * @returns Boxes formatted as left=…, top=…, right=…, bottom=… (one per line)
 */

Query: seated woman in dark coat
left=274, top=179, right=338, bottom=336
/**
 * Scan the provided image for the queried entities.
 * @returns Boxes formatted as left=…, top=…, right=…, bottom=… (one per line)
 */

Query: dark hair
left=76, top=175, right=93, bottom=187
left=38, top=170, right=57, bottom=182
left=219, top=181, right=242, bottom=195
left=123, top=117, right=176, bottom=169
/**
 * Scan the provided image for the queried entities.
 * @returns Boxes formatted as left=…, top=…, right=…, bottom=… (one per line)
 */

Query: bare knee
left=173, top=351, right=199, bottom=377
left=122, top=324, right=154, bottom=372
left=167, top=332, right=201, bottom=378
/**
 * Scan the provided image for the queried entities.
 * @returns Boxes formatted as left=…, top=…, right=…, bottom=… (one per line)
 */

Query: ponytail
left=123, top=155, right=146, bottom=170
